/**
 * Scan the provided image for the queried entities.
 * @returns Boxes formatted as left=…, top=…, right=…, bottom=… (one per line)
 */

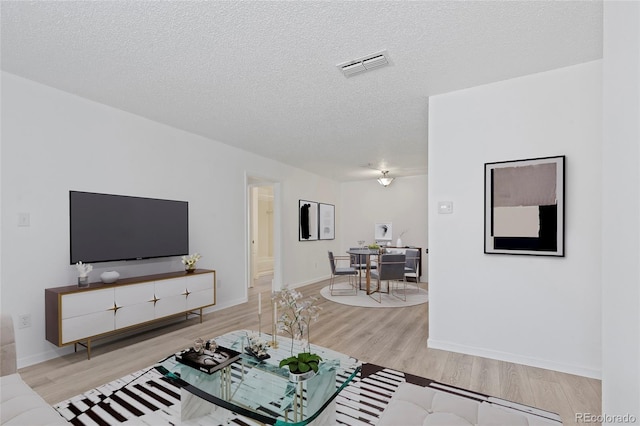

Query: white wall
left=428, top=61, right=602, bottom=377
left=0, top=72, right=341, bottom=367
left=340, top=175, right=428, bottom=278
left=602, top=2, right=640, bottom=420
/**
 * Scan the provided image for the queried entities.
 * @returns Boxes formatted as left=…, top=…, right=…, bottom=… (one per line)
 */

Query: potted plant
left=273, top=288, right=322, bottom=381
left=279, top=352, right=323, bottom=382
left=181, top=253, right=201, bottom=273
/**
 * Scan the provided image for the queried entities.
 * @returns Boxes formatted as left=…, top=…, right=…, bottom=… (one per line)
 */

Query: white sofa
left=377, top=382, right=563, bottom=426
left=1, top=314, right=67, bottom=425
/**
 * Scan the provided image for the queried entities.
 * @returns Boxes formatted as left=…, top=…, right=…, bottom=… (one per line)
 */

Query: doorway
left=249, top=185, right=274, bottom=292
left=247, top=177, right=281, bottom=296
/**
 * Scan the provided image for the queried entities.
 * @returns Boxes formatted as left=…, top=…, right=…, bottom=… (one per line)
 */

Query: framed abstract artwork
left=299, top=200, right=318, bottom=241
left=318, top=203, right=335, bottom=240
left=484, top=156, right=565, bottom=256
left=375, top=222, right=393, bottom=241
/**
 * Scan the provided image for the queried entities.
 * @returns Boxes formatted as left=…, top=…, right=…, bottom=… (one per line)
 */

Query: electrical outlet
left=17, top=313, right=31, bottom=329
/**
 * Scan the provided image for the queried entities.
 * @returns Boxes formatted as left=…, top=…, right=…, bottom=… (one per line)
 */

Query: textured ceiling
left=1, top=1, right=602, bottom=181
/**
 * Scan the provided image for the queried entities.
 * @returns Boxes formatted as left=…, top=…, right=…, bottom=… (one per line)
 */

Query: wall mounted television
left=70, top=191, right=189, bottom=264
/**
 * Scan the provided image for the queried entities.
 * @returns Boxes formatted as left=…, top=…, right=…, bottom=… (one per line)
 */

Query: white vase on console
left=396, top=238, right=403, bottom=247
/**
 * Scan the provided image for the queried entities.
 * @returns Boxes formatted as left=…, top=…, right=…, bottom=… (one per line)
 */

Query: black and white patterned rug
left=53, top=363, right=561, bottom=425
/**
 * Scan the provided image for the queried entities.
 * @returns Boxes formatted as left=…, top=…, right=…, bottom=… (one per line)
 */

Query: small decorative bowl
left=100, top=271, right=120, bottom=283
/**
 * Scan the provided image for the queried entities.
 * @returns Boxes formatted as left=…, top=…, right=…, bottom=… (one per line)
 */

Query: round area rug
left=320, top=282, right=428, bottom=308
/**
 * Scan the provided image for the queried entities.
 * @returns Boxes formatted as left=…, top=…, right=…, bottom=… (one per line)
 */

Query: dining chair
left=370, top=253, right=406, bottom=303
left=349, top=248, right=376, bottom=290
left=328, top=251, right=358, bottom=296
left=404, top=249, right=420, bottom=285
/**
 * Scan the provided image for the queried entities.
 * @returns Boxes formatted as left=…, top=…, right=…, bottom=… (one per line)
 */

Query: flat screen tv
left=70, top=191, right=189, bottom=264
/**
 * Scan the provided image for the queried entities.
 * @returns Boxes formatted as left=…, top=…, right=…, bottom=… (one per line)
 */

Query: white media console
left=45, top=269, right=216, bottom=359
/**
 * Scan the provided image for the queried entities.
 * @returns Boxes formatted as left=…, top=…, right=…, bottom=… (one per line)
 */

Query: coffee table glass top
left=155, top=330, right=361, bottom=425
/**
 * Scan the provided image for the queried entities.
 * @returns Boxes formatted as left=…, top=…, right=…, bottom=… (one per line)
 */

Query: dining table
left=346, top=248, right=380, bottom=295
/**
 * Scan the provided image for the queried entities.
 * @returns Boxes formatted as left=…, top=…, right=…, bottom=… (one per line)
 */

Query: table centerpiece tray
left=175, top=346, right=241, bottom=374
left=244, top=347, right=271, bottom=361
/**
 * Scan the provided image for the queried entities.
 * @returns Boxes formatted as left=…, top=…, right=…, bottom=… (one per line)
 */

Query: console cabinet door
left=186, top=272, right=215, bottom=310
left=114, top=283, right=155, bottom=329
left=61, top=288, right=115, bottom=343
left=154, top=277, right=187, bottom=318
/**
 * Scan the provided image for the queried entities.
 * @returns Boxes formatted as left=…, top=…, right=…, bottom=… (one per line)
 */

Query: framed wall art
left=299, top=200, right=318, bottom=241
left=484, top=155, right=565, bottom=256
left=318, top=203, right=335, bottom=240
left=375, top=222, right=393, bottom=241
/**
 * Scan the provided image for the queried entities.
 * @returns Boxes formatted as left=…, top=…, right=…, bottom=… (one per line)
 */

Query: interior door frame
left=245, top=173, right=282, bottom=295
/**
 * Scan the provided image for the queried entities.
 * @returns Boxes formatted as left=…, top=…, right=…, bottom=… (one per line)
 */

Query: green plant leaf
left=280, top=352, right=323, bottom=373
left=297, top=362, right=310, bottom=373
left=279, top=356, right=297, bottom=368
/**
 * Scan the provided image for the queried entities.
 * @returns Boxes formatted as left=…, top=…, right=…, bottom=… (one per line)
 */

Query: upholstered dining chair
left=349, top=248, right=376, bottom=290
left=328, top=251, right=358, bottom=296
left=370, top=253, right=406, bottom=302
left=404, top=249, right=420, bottom=285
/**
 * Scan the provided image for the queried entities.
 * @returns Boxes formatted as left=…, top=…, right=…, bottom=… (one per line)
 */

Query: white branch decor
left=273, top=287, right=321, bottom=355
left=75, top=261, right=93, bottom=278
left=181, top=253, right=202, bottom=270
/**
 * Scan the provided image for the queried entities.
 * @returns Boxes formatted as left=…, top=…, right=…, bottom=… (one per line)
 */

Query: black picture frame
left=484, top=156, right=565, bottom=256
left=299, top=200, right=318, bottom=241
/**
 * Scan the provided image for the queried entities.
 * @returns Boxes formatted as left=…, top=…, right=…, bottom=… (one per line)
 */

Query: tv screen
left=70, top=191, right=189, bottom=264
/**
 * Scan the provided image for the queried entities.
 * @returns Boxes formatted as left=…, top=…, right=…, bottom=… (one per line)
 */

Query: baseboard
left=427, top=338, right=601, bottom=379
left=18, top=346, right=74, bottom=369
left=208, top=297, right=247, bottom=312
left=288, top=275, right=331, bottom=289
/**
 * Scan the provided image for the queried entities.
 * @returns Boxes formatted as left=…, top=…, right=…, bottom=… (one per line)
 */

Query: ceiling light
left=377, top=171, right=394, bottom=187
left=337, top=50, right=390, bottom=77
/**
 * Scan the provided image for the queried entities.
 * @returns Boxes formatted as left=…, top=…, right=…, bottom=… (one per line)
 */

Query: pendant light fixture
left=377, top=171, right=394, bottom=187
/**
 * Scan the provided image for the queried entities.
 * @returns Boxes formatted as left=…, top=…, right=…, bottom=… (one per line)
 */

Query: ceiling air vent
left=342, top=62, right=367, bottom=76
left=337, top=50, right=390, bottom=77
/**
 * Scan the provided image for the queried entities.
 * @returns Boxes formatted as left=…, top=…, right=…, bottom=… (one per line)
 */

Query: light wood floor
left=20, top=279, right=600, bottom=425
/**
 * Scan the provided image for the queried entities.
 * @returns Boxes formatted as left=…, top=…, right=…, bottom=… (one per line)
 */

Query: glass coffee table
left=155, top=330, right=361, bottom=425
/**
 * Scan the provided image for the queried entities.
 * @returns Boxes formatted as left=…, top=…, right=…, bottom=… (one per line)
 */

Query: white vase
left=396, top=238, right=403, bottom=247
left=289, top=370, right=316, bottom=382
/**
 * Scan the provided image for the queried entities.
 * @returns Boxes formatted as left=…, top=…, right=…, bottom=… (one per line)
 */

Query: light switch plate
left=438, top=201, right=453, bottom=214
